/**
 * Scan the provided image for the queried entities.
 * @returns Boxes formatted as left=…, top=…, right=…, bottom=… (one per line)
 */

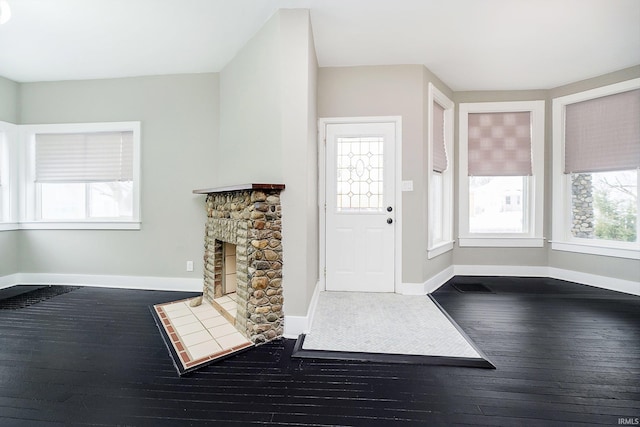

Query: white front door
left=325, top=121, right=396, bottom=292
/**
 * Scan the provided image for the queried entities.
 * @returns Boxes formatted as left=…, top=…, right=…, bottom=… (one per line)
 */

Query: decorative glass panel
left=336, top=136, right=384, bottom=212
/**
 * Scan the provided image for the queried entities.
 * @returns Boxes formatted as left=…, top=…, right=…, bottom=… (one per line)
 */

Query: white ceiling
left=0, top=0, right=638, bottom=90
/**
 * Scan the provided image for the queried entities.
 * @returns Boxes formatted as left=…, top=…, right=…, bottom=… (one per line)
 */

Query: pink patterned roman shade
left=467, top=112, right=532, bottom=176
left=432, top=101, right=447, bottom=173
left=564, top=89, right=640, bottom=174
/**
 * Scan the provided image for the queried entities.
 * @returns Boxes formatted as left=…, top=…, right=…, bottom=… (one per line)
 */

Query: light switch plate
left=401, top=180, right=414, bottom=191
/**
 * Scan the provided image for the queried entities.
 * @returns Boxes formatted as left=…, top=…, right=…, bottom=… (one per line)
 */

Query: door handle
left=387, top=218, right=393, bottom=224
left=387, top=206, right=393, bottom=212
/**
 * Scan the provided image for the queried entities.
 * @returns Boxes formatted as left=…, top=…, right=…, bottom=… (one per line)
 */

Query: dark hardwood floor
left=0, top=277, right=638, bottom=426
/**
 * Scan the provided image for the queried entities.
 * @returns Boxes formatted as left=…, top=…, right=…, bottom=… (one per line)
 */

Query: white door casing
left=324, top=121, right=397, bottom=292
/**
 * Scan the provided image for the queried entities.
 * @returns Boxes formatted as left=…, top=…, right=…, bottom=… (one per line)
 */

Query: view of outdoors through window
left=571, top=170, right=638, bottom=243
left=40, top=182, right=133, bottom=220
left=469, top=176, right=527, bottom=233
left=431, top=172, right=444, bottom=242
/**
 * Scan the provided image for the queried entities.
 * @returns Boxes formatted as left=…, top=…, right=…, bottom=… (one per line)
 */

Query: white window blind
left=35, top=131, right=134, bottom=183
left=564, top=89, right=640, bottom=174
left=467, top=112, right=532, bottom=176
left=432, top=101, right=448, bottom=173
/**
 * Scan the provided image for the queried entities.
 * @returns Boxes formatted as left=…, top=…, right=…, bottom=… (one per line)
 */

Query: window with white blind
left=459, top=100, right=545, bottom=247
left=20, top=122, right=141, bottom=229
left=0, top=121, right=17, bottom=229
left=427, top=83, right=454, bottom=258
left=552, top=79, right=639, bottom=259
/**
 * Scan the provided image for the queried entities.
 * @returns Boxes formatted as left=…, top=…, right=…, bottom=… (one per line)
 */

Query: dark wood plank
left=0, top=278, right=638, bottom=425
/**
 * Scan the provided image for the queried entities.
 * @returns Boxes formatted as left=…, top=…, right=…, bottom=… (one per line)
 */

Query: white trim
left=458, top=100, right=545, bottom=244
left=0, top=273, right=20, bottom=289
left=458, top=237, right=545, bottom=248
left=552, top=78, right=640, bottom=259
left=551, top=241, right=640, bottom=260
left=427, top=240, right=454, bottom=259
left=318, top=116, right=403, bottom=294
left=454, top=264, right=549, bottom=277
left=283, top=280, right=321, bottom=339
left=0, top=121, right=18, bottom=225
left=4, top=273, right=202, bottom=292
left=398, top=265, right=455, bottom=295
left=548, top=267, right=640, bottom=297
left=18, top=221, right=141, bottom=230
left=427, top=84, right=455, bottom=254
left=0, top=222, right=18, bottom=231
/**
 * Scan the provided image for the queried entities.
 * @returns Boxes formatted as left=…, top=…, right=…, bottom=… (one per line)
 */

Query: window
left=0, top=121, right=17, bottom=230
left=427, top=83, right=454, bottom=258
left=552, top=79, right=639, bottom=259
left=459, top=101, right=545, bottom=247
left=20, top=122, right=141, bottom=229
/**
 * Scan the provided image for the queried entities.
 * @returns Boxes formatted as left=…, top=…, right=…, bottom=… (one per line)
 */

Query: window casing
left=552, top=79, right=640, bottom=259
left=427, top=83, right=454, bottom=258
left=20, top=122, right=141, bottom=230
left=459, top=100, right=545, bottom=247
left=0, top=121, right=17, bottom=230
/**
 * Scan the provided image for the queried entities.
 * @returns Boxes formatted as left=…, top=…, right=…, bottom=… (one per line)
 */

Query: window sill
left=0, top=223, right=19, bottom=231
left=551, top=241, right=640, bottom=260
left=427, top=241, right=454, bottom=259
left=459, top=237, right=545, bottom=248
left=19, top=221, right=141, bottom=230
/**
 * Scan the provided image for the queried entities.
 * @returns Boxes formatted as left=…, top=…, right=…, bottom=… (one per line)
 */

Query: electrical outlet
left=186, top=260, right=194, bottom=272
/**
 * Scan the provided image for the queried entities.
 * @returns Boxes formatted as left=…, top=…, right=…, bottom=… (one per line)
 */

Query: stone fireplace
left=193, top=184, right=285, bottom=344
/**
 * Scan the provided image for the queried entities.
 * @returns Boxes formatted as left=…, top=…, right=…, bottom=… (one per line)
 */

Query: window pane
left=469, top=176, right=526, bottom=233
left=336, top=136, right=384, bottom=212
left=431, top=172, right=444, bottom=242
left=40, top=183, right=86, bottom=219
left=571, top=170, right=637, bottom=243
left=89, top=181, right=133, bottom=218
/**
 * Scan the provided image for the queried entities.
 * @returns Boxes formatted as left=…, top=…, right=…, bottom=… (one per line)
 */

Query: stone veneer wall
left=203, top=189, right=284, bottom=344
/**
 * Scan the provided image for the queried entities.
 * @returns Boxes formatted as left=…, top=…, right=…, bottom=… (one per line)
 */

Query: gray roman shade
left=35, top=131, right=134, bottom=183
left=564, top=89, right=640, bottom=174
left=432, top=101, right=448, bottom=173
left=467, top=112, right=532, bottom=176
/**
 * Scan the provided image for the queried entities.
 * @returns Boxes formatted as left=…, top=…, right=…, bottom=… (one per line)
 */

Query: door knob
left=387, top=218, right=393, bottom=224
left=387, top=206, right=393, bottom=212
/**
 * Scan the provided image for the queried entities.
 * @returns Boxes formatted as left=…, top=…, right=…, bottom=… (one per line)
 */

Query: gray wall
left=0, top=76, right=19, bottom=277
left=318, top=65, right=455, bottom=285
left=0, top=76, right=19, bottom=123
left=218, top=9, right=318, bottom=317
left=18, top=73, right=219, bottom=283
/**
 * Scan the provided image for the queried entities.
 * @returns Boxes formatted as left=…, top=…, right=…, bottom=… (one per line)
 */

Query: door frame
left=318, top=116, right=403, bottom=293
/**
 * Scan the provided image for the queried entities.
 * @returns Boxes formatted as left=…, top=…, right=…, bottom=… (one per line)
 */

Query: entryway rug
left=151, top=296, right=253, bottom=375
left=293, top=292, right=494, bottom=368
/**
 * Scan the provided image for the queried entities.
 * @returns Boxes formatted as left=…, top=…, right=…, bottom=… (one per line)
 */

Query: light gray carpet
left=302, top=292, right=482, bottom=359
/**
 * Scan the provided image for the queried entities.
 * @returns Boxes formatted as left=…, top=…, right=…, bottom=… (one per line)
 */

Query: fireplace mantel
left=193, top=183, right=285, bottom=195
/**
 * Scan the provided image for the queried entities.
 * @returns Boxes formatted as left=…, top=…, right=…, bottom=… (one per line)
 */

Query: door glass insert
left=336, top=136, right=384, bottom=212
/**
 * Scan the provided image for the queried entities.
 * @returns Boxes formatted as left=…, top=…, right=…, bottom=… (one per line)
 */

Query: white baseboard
left=398, top=266, right=454, bottom=295
left=548, top=267, right=639, bottom=297
left=454, top=264, right=549, bottom=277
left=0, top=273, right=21, bottom=290
left=283, top=280, right=321, bottom=339
left=3, top=273, right=203, bottom=293
left=453, top=265, right=639, bottom=297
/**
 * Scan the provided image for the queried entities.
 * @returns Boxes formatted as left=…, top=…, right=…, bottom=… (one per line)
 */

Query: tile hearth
left=152, top=293, right=252, bottom=375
